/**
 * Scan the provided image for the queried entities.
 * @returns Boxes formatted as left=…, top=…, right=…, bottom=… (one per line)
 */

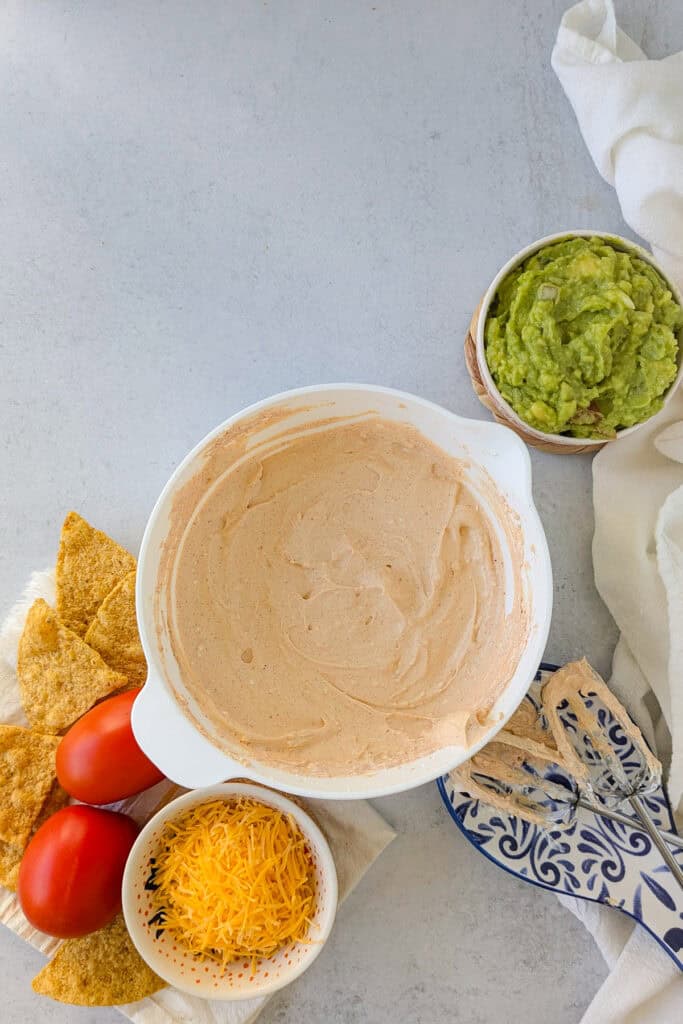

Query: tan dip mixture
left=160, top=414, right=529, bottom=775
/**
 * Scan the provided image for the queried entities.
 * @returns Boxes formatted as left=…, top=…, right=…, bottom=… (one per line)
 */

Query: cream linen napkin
left=556, top=391, right=683, bottom=1022
left=552, top=2, right=683, bottom=1019
left=0, top=569, right=396, bottom=1024
left=551, top=0, right=683, bottom=285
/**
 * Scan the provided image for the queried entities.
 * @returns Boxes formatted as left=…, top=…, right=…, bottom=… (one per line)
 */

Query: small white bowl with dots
left=122, top=782, right=338, bottom=1000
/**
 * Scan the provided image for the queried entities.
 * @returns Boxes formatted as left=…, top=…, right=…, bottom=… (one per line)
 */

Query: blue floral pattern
left=438, top=664, right=683, bottom=971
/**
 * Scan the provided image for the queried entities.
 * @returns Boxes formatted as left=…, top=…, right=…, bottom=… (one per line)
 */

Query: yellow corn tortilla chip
left=32, top=914, right=165, bottom=1006
left=18, top=599, right=128, bottom=734
left=56, top=512, right=136, bottom=637
left=84, top=571, right=146, bottom=688
left=0, top=780, right=69, bottom=890
left=0, top=725, right=60, bottom=847
left=0, top=840, right=23, bottom=891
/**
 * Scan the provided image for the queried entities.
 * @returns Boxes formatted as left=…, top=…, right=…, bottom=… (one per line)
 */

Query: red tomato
left=18, top=805, right=138, bottom=937
left=56, top=688, right=164, bottom=805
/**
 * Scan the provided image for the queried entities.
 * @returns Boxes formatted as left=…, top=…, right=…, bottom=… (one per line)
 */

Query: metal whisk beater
left=453, top=661, right=683, bottom=884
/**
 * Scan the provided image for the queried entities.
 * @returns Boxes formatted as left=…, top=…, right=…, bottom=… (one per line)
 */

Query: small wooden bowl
left=467, top=231, right=683, bottom=455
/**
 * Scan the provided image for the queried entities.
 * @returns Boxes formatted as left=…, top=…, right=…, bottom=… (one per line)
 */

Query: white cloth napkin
left=552, top=2, right=683, bottom=1019
left=552, top=0, right=683, bottom=286
left=558, top=387, right=683, bottom=1022
left=0, top=570, right=396, bottom=1024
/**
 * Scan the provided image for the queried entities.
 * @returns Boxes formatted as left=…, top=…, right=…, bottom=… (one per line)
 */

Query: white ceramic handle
left=132, top=677, right=246, bottom=789
left=484, top=422, right=535, bottom=508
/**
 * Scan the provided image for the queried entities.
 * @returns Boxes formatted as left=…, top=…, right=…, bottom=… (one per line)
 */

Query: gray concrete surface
left=2, top=2, right=681, bottom=1021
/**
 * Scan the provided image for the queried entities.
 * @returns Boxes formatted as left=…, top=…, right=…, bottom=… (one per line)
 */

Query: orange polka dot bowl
left=122, top=782, right=338, bottom=1000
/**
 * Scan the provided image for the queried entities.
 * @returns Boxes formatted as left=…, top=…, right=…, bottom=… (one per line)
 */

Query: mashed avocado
left=484, top=237, right=683, bottom=438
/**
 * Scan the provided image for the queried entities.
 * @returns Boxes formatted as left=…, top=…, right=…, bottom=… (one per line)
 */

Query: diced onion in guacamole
left=484, top=237, right=683, bottom=438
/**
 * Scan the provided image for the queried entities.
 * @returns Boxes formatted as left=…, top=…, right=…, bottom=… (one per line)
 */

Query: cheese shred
left=153, top=798, right=316, bottom=965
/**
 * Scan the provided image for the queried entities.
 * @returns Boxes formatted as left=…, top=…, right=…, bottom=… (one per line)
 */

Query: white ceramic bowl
left=122, top=783, right=338, bottom=1000
left=476, top=230, right=683, bottom=449
left=132, top=384, right=552, bottom=798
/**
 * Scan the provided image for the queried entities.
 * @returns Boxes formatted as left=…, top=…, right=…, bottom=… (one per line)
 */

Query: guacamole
left=484, top=237, right=683, bottom=438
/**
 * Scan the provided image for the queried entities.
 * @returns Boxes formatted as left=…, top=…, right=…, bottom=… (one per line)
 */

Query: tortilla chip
left=84, top=572, right=146, bottom=688
left=0, top=725, right=60, bottom=846
left=32, top=914, right=165, bottom=1005
left=56, top=512, right=136, bottom=637
left=18, top=599, right=127, bottom=733
left=34, top=779, right=71, bottom=826
left=0, top=780, right=69, bottom=890
left=0, top=840, right=23, bottom=891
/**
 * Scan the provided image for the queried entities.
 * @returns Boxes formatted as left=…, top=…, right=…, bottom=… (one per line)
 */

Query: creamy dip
left=485, top=236, right=682, bottom=439
left=161, top=415, right=529, bottom=776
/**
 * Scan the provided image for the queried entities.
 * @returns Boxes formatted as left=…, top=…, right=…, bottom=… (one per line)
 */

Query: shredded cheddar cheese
left=153, top=797, right=316, bottom=965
